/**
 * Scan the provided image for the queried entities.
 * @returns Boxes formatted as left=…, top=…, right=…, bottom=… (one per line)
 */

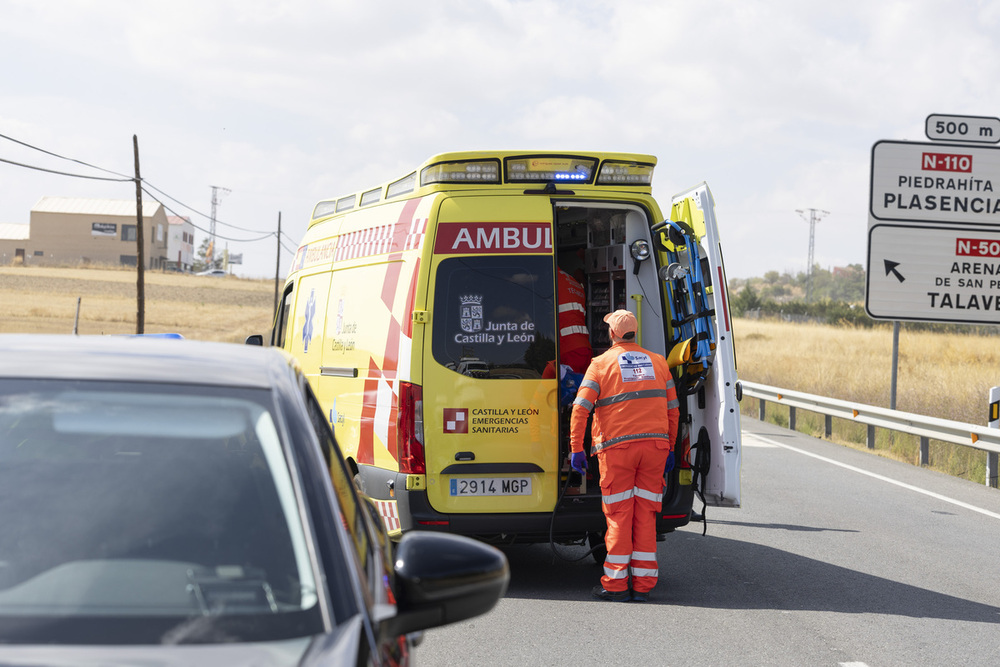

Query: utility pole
left=796, top=208, right=829, bottom=302
left=133, top=135, right=145, bottom=334
left=209, top=185, right=231, bottom=268
left=274, top=211, right=282, bottom=313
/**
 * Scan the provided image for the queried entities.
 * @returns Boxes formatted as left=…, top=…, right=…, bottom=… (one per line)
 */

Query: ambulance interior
left=554, top=203, right=680, bottom=497
left=554, top=203, right=667, bottom=359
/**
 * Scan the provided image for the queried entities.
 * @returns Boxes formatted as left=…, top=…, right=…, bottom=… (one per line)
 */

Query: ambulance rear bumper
left=403, top=483, right=693, bottom=542
left=357, top=464, right=693, bottom=542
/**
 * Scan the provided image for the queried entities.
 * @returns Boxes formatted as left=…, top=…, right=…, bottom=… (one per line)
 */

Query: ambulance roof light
left=421, top=159, right=501, bottom=186
left=596, top=160, right=655, bottom=185
left=505, top=156, right=596, bottom=184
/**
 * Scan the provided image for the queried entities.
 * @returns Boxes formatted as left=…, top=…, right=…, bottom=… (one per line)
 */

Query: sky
left=2, top=0, right=999, bottom=280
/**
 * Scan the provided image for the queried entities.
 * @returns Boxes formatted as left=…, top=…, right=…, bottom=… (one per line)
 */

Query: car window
left=0, top=379, right=324, bottom=645
left=275, top=284, right=294, bottom=348
left=432, top=255, right=556, bottom=379
left=302, top=388, right=373, bottom=579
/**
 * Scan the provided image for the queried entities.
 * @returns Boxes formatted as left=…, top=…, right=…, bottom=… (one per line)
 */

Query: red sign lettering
left=434, top=222, right=552, bottom=254
left=922, top=152, right=972, bottom=173
left=956, top=237, right=1000, bottom=258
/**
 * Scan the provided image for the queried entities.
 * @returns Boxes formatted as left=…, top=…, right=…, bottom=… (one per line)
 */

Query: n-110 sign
left=869, top=140, right=1000, bottom=225
left=926, top=114, right=1000, bottom=144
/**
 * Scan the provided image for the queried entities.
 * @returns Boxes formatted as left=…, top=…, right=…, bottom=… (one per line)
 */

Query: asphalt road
left=417, top=417, right=1000, bottom=666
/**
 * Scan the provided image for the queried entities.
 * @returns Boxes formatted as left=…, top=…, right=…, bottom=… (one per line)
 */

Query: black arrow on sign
left=884, top=259, right=905, bottom=283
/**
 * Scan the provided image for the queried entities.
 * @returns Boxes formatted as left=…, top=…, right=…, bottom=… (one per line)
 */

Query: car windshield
left=0, top=379, right=325, bottom=645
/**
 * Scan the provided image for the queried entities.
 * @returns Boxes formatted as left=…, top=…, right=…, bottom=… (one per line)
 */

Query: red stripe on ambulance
left=434, top=222, right=552, bottom=254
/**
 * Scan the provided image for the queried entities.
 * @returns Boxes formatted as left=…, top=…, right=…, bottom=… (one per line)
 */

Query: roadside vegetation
left=728, top=264, right=1000, bottom=485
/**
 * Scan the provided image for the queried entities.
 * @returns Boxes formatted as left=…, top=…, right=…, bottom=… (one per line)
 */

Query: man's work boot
left=591, top=586, right=630, bottom=602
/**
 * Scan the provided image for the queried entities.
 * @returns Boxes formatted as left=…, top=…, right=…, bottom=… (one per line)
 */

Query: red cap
left=603, top=309, right=637, bottom=338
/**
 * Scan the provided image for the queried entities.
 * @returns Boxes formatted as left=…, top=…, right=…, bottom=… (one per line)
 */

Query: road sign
left=926, top=114, right=1000, bottom=144
left=870, top=140, right=1000, bottom=225
left=865, top=223, right=1000, bottom=323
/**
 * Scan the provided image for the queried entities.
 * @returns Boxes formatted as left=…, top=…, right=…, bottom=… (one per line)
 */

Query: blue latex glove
left=570, top=451, right=588, bottom=474
left=664, top=451, right=675, bottom=474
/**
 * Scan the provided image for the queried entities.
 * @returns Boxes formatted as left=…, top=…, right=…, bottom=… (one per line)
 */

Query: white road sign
left=865, top=223, right=1000, bottom=323
left=870, top=140, right=1000, bottom=225
left=926, top=114, right=1000, bottom=144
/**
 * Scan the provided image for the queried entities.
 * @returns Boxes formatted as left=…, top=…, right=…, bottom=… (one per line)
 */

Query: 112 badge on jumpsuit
left=617, top=351, right=655, bottom=383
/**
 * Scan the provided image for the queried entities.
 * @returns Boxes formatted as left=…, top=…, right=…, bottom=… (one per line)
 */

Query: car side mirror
left=245, top=334, right=264, bottom=346
left=381, top=531, right=509, bottom=638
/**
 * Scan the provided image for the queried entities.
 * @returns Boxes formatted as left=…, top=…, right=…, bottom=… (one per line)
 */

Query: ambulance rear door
left=670, top=183, right=742, bottom=508
left=422, top=194, right=561, bottom=516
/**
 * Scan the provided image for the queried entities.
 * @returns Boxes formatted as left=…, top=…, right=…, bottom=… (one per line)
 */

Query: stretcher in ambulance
left=270, top=152, right=741, bottom=548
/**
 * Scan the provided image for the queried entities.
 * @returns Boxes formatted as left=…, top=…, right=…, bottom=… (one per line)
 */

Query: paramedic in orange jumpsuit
left=569, top=309, right=680, bottom=602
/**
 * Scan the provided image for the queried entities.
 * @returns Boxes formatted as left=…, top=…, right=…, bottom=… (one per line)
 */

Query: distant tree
left=191, top=238, right=222, bottom=272
left=730, top=284, right=762, bottom=316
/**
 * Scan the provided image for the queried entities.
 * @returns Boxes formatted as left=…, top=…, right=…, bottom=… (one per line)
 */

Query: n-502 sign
left=926, top=114, right=1000, bottom=144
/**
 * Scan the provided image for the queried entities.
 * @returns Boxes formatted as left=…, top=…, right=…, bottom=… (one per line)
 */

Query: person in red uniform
left=569, top=309, right=680, bottom=602
left=555, top=267, right=591, bottom=375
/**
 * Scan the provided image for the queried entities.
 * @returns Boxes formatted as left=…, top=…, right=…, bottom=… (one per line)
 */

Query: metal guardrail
left=740, top=381, right=1000, bottom=488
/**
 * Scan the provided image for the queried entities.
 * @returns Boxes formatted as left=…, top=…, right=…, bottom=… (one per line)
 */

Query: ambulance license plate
left=450, top=477, right=532, bottom=496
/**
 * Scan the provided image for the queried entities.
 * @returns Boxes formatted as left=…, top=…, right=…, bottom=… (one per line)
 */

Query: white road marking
left=749, top=433, right=1000, bottom=521
left=839, top=663, right=870, bottom=667
left=741, top=434, right=777, bottom=448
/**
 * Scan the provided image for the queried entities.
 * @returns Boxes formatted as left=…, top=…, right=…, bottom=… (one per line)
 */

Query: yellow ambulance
left=271, top=151, right=741, bottom=550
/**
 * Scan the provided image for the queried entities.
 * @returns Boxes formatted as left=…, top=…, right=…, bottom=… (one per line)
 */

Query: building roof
left=31, top=196, right=162, bottom=218
left=0, top=223, right=30, bottom=240
left=167, top=215, right=193, bottom=226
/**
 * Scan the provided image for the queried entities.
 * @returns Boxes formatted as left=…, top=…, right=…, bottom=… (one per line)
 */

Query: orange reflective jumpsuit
left=569, top=342, right=680, bottom=594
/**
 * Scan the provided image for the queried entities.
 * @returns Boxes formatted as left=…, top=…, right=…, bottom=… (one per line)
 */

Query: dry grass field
left=0, top=265, right=276, bottom=343
left=2, top=266, right=994, bottom=482
left=733, top=317, right=1000, bottom=484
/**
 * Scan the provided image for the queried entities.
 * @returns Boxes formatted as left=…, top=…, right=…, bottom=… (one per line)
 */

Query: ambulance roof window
left=387, top=172, right=417, bottom=199
left=312, top=201, right=337, bottom=219
left=335, top=195, right=356, bottom=213
left=359, top=188, right=382, bottom=207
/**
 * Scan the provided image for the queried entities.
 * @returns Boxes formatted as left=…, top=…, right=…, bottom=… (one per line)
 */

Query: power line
left=141, top=180, right=262, bottom=233
left=143, top=187, right=276, bottom=243
left=0, top=130, right=270, bottom=235
left=0, top=155, right=133, bottom=182
left=0, top=131, right=132, bottom=179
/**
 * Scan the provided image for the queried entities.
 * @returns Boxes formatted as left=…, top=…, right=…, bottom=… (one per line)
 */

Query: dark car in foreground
left=0, top=335, right=508, bottom=665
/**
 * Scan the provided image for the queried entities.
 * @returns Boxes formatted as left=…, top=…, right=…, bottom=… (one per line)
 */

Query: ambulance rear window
left=432, top=257, right=555, bottom=379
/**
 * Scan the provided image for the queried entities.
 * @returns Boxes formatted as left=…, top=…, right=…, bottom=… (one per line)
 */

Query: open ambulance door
left=668, top=183, right=742, bottom=508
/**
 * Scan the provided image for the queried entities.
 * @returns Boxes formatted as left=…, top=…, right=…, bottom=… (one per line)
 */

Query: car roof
left=0, top=334, right=293, bottom=388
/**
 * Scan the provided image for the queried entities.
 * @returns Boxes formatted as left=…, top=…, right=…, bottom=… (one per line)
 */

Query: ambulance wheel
left=587, top=531, right=607, bottom=565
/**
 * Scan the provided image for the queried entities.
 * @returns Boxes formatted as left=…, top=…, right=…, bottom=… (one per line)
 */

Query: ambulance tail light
left=398, top=382, right=425, bottom=474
